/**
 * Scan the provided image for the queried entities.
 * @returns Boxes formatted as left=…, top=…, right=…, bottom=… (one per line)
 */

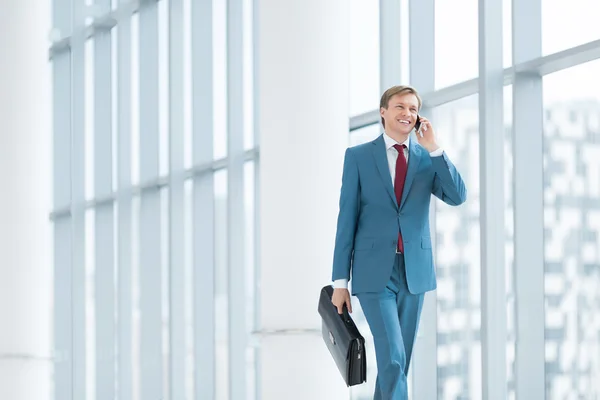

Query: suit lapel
left=371, top=135, right=397, bottom=208
left=400, top=137, right=422, bottom=208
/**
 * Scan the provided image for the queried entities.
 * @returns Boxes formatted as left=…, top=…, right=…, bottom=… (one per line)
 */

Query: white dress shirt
left=333, top=133, right=444, bottom=289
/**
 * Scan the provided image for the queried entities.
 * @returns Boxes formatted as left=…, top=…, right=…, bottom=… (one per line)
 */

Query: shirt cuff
left=333, top=279, right=348, bottom=289
left=429, top=147, right=444, bottom=157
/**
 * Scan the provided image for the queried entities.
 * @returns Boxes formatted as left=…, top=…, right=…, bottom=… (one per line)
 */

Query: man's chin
left=392, top=126, right=413, bottom=135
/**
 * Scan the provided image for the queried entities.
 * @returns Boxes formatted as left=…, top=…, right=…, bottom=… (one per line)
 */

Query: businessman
left=331, top=85, right=466, bottom=399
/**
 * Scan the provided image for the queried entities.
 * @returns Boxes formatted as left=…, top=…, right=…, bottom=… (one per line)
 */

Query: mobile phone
left=415, top=115, right=422, bottom=134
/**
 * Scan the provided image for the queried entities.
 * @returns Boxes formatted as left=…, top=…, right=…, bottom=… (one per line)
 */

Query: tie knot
left=393, top=144, right=406, bottom=152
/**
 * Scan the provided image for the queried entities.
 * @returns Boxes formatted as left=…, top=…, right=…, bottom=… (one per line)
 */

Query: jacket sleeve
left=331, top=148, right=360, bottom=282
left=431, top=151, right=467, bottom=206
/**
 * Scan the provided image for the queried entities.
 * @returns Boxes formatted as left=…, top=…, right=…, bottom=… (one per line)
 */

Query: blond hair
left=379, top=85, right=422, bottom=128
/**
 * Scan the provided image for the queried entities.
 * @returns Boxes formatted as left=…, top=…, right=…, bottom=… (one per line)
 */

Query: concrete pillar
left=0, top=1, right=53, bottom=399
left=257, top=1, right=350, bottom=399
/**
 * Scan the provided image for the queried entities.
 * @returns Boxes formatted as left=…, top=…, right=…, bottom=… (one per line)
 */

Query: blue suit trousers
left=356, top=254, right=424, bottom=400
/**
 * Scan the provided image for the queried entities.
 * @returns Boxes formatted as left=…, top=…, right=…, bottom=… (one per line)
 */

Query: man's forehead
left=389, top=93, right=418, bottom=106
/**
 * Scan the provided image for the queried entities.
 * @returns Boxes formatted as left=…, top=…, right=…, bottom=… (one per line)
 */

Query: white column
left=257, top=1, right=350, bottom=399
left=0, top=1, right=52, bottom=399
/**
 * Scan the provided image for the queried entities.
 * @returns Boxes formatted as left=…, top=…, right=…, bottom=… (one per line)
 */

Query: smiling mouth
left=398, top=119, right=411, bottom=125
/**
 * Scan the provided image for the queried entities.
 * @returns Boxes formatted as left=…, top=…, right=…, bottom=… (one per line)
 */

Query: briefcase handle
left=340, top=305, right=351, bottom=324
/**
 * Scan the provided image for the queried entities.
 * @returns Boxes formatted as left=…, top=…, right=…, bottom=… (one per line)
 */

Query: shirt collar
left=383, top=132, right=410, bottom=151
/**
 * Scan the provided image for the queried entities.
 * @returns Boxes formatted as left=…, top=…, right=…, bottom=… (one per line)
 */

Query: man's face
left=380, top=93, right=419, bottom=135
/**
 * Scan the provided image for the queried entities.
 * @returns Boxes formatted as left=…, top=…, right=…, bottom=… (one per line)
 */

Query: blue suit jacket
left=331, top=134, right=467, bottom=295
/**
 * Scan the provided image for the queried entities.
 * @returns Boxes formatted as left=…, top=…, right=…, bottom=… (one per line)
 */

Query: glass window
left=183, top=0, right=193, bottom=169
left=504, top=85, right=516, bottom=400
left=432, top=94, right=481, bottom=400
left=214, top=0, right=227, bottom=159
left=159, top=0, right=169, bottom=176
left=112, top=27, right=118, bottom=192
left=436, top=0, right=512, bottom=83
left=244, top=160, right=257, bottom=400
left=435, top=0, right=478, bottom=89
left=542, top=0, right=600, bottom=56
left=400, top=0, right=410, bottom=84
left=85, top=209, right=96, bottom=400
left=503, top=0, right=512, bottom=68
left=542, top=60, right=600, bottom=399
left=349, top=123, right=381, bottom=147
left=184, top=179, right=194, bottom=399
left=160, top=187, right=170, bottom=400
left=86, top=39, right=95, bottom=201
left=131, top=13, right=140, bottom=186
left=132, top=195, right=141, bottom=400
left=243, top=0, right=255, bottom=151
left=214, top=169, right=229, bottom=400
left=349, top=0, right=380, bottom=116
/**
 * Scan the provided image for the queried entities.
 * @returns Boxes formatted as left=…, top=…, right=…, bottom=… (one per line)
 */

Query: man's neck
left=385, top=130, right=409, bottom=144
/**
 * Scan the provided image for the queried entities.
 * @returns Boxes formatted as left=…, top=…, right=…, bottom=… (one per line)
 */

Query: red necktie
left=393, top=144, right=407, bottom=253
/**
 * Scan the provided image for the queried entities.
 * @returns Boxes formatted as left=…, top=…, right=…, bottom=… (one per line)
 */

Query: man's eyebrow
left=394, top=103, right=418, bottom=109
left=393, top=102, right=417, bottom=106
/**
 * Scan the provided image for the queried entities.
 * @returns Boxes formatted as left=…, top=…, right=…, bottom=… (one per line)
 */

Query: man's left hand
left=416, top=116, right=440, bottom=153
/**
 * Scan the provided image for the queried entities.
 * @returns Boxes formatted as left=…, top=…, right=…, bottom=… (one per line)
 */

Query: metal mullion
left=379, top=0, right=401, bottom=92
left=252, top=160, right=261, bottom=400
left=407, top=0, right=436, bottom=398
left=138, top=2, right=163, bottom=398
left=50, top=150, right=260, bottom=220
left=52, top=0, right=74, bottom=397
left=512, top=0, right=545, bottom=397
left=227, top=0, right=247, bottom=398
left=252, top=0, right=261, bottom=397
left=478, top=0, right=506, bottom=398
left=116, top=1, right=134, bottom=399
left=71, top=1, right=88, bottom=398
left=191, top=0, right=215, bottom=399
left=93, top=0, right=116, bottom=397
left=516, top=39, right=600, bottom=76
left=168, top=0, right=186, bottom=398
left=423, top=78, right=482, bottom=109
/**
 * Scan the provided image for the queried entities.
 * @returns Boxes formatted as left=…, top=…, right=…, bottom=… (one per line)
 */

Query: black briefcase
left=317, top=285, right=367, bottom=387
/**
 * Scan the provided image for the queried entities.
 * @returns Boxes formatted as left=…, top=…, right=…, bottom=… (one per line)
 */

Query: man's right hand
left=331, top=288, right=352, bottom=314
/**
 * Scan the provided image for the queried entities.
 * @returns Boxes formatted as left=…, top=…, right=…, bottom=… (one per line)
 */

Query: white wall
left=0, top=0, right=53, bottom=398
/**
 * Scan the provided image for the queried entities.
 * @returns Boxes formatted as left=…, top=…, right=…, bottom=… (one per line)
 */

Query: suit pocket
left=421, top=236, right=432, bottom=249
